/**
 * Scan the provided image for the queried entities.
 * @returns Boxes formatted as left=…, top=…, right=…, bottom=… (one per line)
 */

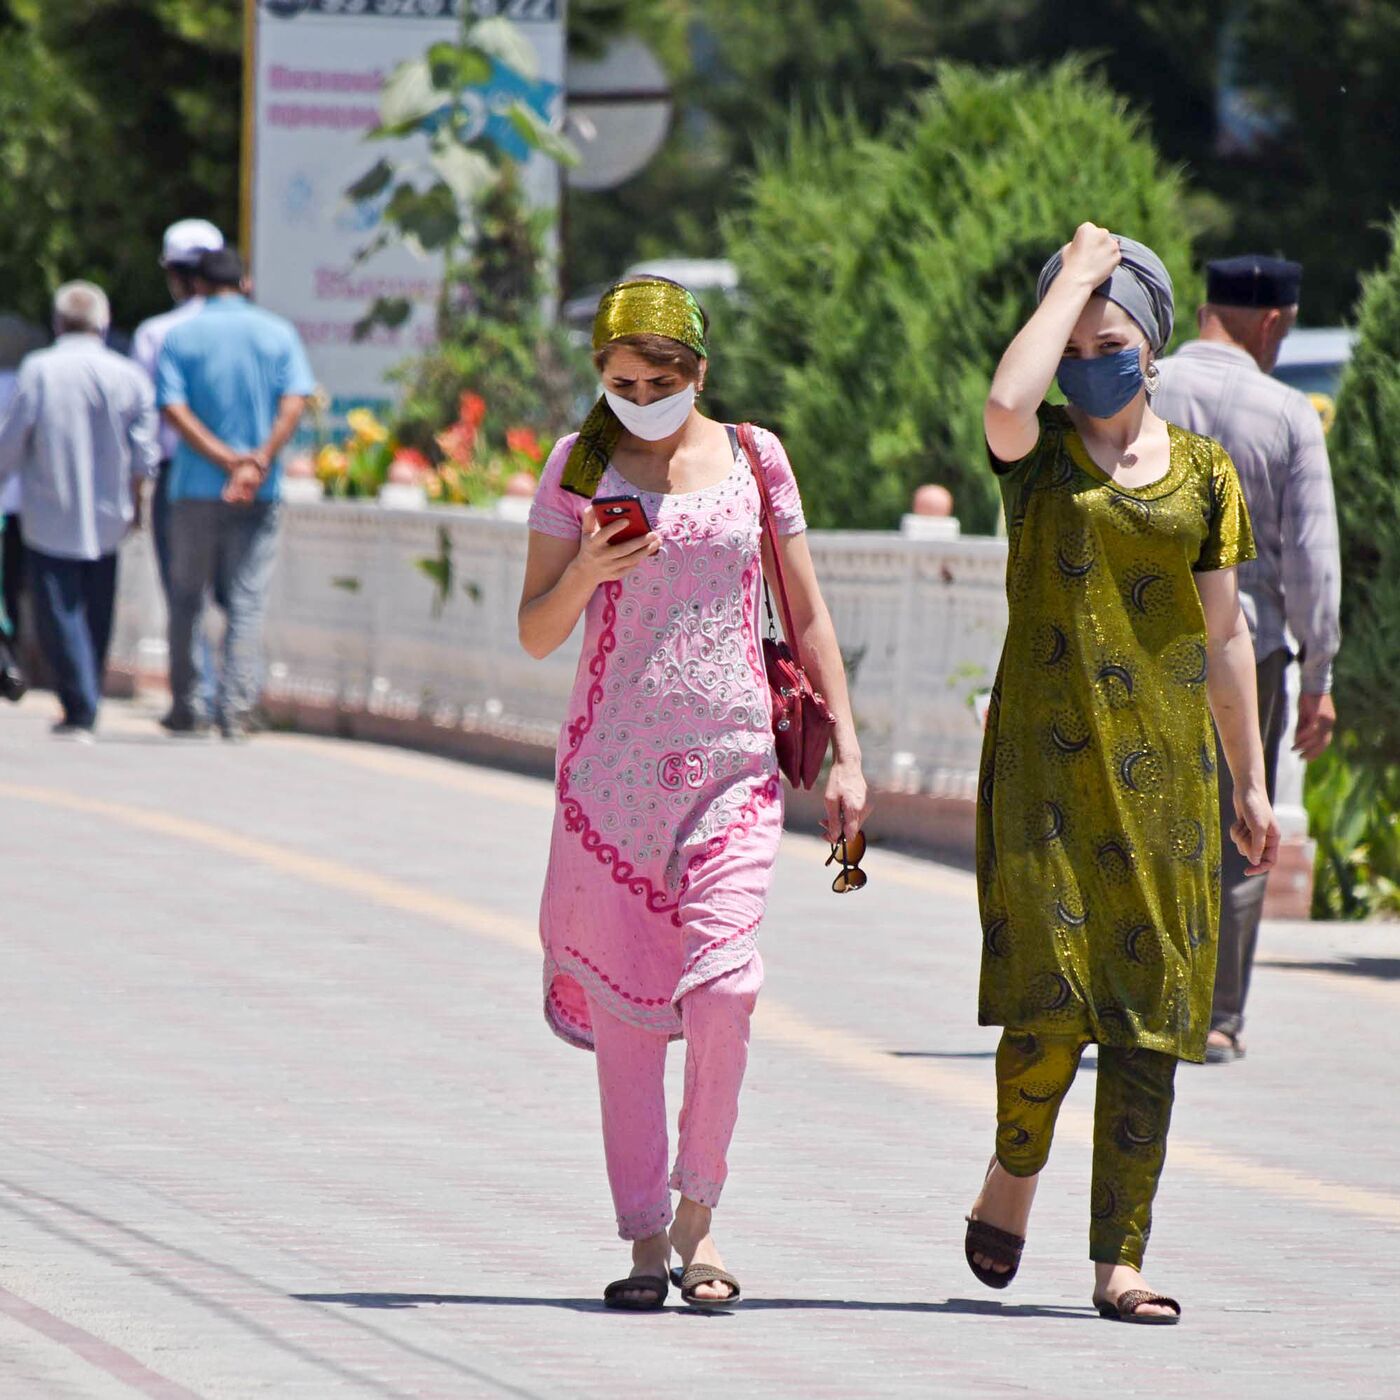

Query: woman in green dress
left=965, top=224, right=1280, bottom=1324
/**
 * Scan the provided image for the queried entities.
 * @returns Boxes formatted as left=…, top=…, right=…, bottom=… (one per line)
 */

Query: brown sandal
left=672, top=1263, right=741, bottom=1308
left=1094, top=1289, right=1181, bottom=1324
left=964, top=1216, right=1025, bottom=1289
left=603, top=1274, right=669, bottom=1311
left=964, top=1156, right=1026, bottom=1289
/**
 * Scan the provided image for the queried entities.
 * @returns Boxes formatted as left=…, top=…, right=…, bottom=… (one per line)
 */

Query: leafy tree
left=713, top=61, right=1201, bottom=533
left=0, top=0, right=240, bottom=330
left=1229, top=0, right=1400, bottom=323
left=345, top=18, right=586, bottom=460
left=570, top=1, right=1394, bottom=325
left=1326, top=212, right=1400, bottom=765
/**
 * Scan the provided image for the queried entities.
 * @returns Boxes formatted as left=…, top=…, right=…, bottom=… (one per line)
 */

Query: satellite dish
left=566, top=38, right=671, bottom=192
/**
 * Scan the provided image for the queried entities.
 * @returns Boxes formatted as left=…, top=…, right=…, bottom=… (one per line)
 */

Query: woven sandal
left=671, top=1263, right=741, bottom=1308
left=1094, top=1289, right=1181, bottom=1325
left=964, top=1216, right=1025, bottom=1290
left=602, top=1273, right=669, bottom=1312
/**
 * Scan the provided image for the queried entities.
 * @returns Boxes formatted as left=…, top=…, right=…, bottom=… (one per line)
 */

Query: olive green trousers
left=994, top=1029, right=1177, bottom=1269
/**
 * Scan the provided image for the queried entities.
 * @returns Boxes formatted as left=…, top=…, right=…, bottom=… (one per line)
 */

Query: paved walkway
left=0, top=695, right=1396, bottom=1398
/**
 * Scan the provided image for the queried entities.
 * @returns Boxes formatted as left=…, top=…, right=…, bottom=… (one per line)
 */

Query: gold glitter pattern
left=561, top=279, right=709, bottom=498
left=591, top=280, right=708, bottom=358
left=977, top=404, right=1256, bottom=1063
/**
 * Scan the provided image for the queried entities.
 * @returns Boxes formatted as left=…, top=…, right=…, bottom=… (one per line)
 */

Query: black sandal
left=964, top=1216, right=1025, bottom=1289
left=671, top=1263, right=741, bottom=1308
left=1094, top=1289, right=1181, bottom=1325
left=964, top=1155, right=1026, bottom=1289
left=602, top=1273, right=669, bottom=1311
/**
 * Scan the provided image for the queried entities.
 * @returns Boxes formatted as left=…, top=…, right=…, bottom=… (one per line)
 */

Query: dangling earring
left=1144, top=360, right=1161, bottom=396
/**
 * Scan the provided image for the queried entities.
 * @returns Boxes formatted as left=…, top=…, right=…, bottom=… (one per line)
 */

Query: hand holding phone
left=575, top=498, right=662, bottom=588
left=593, top=494, right=652, bottom=544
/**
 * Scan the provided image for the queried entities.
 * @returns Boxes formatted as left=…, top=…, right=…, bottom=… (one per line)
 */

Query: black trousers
left=1, top=513, right=22, bottom=642
left=1212, top=647, right=1289, bottom=1038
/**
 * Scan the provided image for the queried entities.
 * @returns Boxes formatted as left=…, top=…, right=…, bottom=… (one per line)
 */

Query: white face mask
left=604, top=384, right=696, bottom=441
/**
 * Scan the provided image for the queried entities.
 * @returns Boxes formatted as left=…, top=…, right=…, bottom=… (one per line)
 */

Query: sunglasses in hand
left=826, top=827, right=868, bottom=894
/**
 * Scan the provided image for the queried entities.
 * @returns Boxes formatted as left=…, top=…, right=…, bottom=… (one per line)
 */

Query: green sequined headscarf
left=561, top=278, right=709, bottom=498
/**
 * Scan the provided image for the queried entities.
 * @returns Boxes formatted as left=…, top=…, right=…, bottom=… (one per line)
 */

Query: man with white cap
left=133, top=218, right=224, bottom=717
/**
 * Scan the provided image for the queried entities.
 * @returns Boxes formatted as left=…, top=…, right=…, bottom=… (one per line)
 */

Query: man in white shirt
left=0, top=283, right=160, bottom=737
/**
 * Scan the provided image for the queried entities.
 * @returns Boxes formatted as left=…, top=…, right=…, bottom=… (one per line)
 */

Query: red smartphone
left=593, top=494, right=652, bottom=544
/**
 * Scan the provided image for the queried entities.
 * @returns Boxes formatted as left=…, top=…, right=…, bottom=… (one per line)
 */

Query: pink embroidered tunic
left=528, top=427, right=806, bottom=1049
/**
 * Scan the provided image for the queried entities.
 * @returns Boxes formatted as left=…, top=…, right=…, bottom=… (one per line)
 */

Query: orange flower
left=392, top=447, right=432, bottom=476
left=436, top=421, right=476, bottom=466
left=459, top=391, right=487, bottom=429
left=506, top=426, right=544, bottom=463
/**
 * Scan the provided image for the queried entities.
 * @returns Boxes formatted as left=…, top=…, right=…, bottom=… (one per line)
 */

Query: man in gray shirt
left=1155, top=255, right=1342, bottom=1063
left=0, top=282, right=160, bottom=738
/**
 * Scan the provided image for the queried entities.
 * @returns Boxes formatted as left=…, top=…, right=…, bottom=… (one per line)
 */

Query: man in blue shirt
left=157, top=247, right=316, bottom=739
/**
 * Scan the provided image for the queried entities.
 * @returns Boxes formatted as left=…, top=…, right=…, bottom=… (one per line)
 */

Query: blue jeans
left=152, top=462, right=215, bottom=709
left=25, top=548, right=118, bottom=729
left=167, top=500, right=280, bottom=726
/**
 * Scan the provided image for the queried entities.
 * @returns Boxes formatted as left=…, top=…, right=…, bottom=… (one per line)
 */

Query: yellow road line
left=259, top=729, right=982, bottom=902
left=4, top=777, right=1396, bottom=1229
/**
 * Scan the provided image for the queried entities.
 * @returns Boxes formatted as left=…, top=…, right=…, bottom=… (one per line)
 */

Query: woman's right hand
left=570, top=505, right=662, bottom=588
left=1060, top=222, right=1121, bottom=289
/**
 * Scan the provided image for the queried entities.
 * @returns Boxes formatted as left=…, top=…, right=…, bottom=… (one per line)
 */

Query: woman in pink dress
left=520, top=277, right=869, bottom=1309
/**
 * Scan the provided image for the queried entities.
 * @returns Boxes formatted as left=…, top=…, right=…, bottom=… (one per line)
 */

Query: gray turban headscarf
left=1036, top=235, right=1175, bottom=352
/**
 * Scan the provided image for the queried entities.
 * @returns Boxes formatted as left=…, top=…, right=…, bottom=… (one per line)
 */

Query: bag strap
left=730, top=422, right=804, bottom=662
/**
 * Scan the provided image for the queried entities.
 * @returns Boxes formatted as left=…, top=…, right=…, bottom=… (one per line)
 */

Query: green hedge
left=711, top=60, right=1201, bottom=532
left=1328, top=212, right=1400, bottom=768
left=1306, top=211, right=1400, bottom=918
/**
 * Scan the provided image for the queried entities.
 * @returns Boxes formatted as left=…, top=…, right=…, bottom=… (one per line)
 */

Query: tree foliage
left=346, top=18, right=586, bottom=461
left=712, top=61, right=1200, bottom=533
left=567, top=0, right=1396, bottom=326
left=0, top=0, right=240, bottom=331
left=1327, top=212, right=1400, bottom=765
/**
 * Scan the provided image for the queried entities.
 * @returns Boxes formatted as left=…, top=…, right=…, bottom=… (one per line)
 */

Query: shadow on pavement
left=292, top=1292, right=1091, bottom=1320
left=1257, top=956, right=1400, bottom=983
left=887, top=1049, right=1100, bottom=1073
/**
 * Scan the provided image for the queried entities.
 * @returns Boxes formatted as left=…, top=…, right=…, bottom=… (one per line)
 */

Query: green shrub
left=1307, top=211, right=1400, bottom=919
left=1304, top=734, right=1400, bottom=920
left=1328, top=211, right=1400, bottom=768
left=713, top=60, right=1201, bottom=532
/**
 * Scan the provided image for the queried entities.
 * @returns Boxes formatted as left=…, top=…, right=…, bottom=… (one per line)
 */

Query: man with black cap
left=156, top=247, right=315, bottom=741
left=1155, top=255, right=1341, bottom=1064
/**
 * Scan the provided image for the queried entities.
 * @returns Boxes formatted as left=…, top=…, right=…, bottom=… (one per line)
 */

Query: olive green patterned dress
left=977, top=403, right=1256, bottom=1063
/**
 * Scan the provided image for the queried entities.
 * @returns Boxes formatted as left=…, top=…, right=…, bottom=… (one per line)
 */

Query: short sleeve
left=131, top=320, right=159, bottom=382
left=155, top=336, right=187, bottom=409
left=987, top=402, right=1059, bottom=478
left=750, top=426, right=806, bottom=535
left=279, top=328, right=317, bottom=398
left=528, top=434, right=586, bottom=540
left=1194, top=444, right=1257, bottom=573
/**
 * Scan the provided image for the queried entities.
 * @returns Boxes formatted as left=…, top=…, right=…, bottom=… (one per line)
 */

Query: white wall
left=109, top=500, right=1307, bottom=836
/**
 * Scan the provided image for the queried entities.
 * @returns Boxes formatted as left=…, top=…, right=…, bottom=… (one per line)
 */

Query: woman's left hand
left=823, top=758, right=871, bottom=843
left=1231, top=785, right=1280, bottom=876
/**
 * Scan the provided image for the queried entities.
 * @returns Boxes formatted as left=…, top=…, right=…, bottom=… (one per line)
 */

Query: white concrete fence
left=109, top=499, right=1312, bottom=902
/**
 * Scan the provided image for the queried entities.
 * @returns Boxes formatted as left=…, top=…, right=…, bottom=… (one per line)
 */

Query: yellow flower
left=315, top=445, right=348, bottom=482
left=346, top=408, right=389, bottom=444
left=1309, top=392, right=1337, bottom=435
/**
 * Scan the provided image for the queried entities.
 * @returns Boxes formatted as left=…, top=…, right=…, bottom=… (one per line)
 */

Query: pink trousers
left=590, top=956, right=763, bottom=1240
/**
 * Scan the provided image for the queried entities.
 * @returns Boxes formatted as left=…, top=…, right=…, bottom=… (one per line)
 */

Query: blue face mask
left=1056, top=347, right=1145, bottom=419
